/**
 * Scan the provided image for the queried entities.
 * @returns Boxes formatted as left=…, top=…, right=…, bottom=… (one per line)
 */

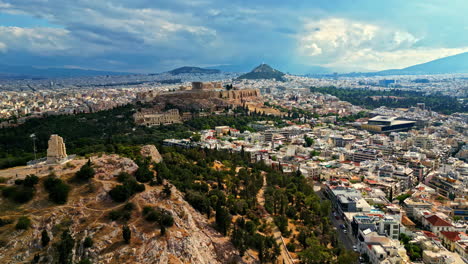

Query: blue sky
left=0, top=0, right=467, bottom=73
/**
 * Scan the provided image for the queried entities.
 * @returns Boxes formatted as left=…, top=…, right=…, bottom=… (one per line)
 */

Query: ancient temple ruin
left=46, top=134, right=68, bottom=164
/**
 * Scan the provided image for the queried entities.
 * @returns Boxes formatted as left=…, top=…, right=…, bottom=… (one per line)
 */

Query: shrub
left=109, top=203, right=135, bottom=221
left=143, top=206, right=174, bottom=227
left=109, top=210, right=122, bottom=221
left=134, top=161, right=153, bottom=183
left=286, top=242, right=296, bottom=252
left=15, top=216, right=31, bottom=230
left=2, top=186, right=35, bottom=203
left=117, top=172, right=132, bottom=182
left=1, top=175, right=39, bottom=204
left=43, top=176, right=71, bottom=204
left=83, top=237, right=93, bottom=248
left=109, top=179, right=144, bottom=203
left=75, top=160, right=95, bottom=181
left=23, top=175, right=39, bottom=187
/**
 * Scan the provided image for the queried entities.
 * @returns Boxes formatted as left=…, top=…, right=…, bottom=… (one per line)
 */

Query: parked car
left=353, top=245, right=358, bottom=251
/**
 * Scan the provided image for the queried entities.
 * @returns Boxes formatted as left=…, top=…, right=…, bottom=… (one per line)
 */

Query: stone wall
left=134, top=109, right=182, bottom=126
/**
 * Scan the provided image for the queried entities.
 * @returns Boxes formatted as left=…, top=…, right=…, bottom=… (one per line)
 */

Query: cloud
left=297, top=18, right=468, bottom=71
left=0, top=41, right=6, bottom=52
left=0, top=1, right=467, bottom=72
left=0, top=27, right=71, bottom=54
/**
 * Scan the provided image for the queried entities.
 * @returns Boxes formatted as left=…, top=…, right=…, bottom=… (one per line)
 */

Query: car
left=353, top=245, right=358, bottom=251
left=343, top=229, right=347, bottom=234
left=335, top=215, right=340, bottom=220
left=340, top=224, right=345, bottom=229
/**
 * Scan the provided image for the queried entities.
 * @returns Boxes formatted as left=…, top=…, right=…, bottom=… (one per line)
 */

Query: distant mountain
left=376, top=52, right=468, bottom=75
left=0, top=64, right=130, bottom=79
left=168, top=66, right=220, bottom=75
left=237, top=64, right=286, bottom=81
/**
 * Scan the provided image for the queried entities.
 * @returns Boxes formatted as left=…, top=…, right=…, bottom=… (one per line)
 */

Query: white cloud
left=0, top=27, right=70, bottom=54
left=0, top=41, right=6, bottom=52
left=297, top=18, right=468, bottom=71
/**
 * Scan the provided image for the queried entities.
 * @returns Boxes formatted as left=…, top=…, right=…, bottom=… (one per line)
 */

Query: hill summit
left=168, top=66, right=220, bottom=75
left=238, top=64, right=286, bottom=81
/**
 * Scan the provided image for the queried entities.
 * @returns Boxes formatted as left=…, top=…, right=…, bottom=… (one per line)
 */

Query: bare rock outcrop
left=0, top=155, right=248, bottom=264
left=140, top=145, right=163, bottom=163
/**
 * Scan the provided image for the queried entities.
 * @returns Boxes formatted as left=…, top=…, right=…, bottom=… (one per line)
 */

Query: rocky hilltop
left=0, top=153, right=246, bottom=264
left=238, top=64, right=286, bottom=81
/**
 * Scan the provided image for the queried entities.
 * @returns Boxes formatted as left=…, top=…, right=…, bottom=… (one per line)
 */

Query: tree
left=304, top=136, right=314, bottom=147
left=191, top=133, right=201, bottom=142
left=56, top=230, right=75, bottom=264
left=134, top=161, right=153, bottom=183
left=41, top=230, right=50, bottom=247
left=83, top=236, right=93, bottom=248
left=258, top=235, right=280, bottom=263
left=123, top=225, right=131, bottom=244
left=75, top=159, right=95, bottom=181
left=43, top=176, right=71, bottom=204
left=215, top=206, right=232, bottom=236
left=337, top=250, right=359, bottom=264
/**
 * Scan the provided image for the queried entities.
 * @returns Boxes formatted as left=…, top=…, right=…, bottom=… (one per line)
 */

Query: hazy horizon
left=0, top=0, right=467, bottom=73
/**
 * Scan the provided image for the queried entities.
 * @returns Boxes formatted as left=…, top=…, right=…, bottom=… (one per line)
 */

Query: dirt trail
left=257, top=173, right=294, bottom=264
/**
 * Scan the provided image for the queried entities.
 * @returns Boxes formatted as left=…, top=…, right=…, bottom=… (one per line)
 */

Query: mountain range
left=0, top=64, right=130, bottom=79
left=375, top=52, right=468, bottom=75
left=1, top=52, right=467, bottom=79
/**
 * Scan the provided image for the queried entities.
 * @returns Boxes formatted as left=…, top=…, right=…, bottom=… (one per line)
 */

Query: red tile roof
left=366, top=180, right=378, bottom=184
left=440, top=231, right=462, bottom=242
left=425, top=215, right=452, bottom=227
left=422, top=230, right=438, bottom=238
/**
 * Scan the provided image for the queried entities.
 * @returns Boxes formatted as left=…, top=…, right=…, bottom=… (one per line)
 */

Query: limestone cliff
left=0, top=155, right=247, bottom=264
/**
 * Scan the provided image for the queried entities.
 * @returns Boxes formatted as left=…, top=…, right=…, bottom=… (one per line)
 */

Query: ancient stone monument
left=46, top=134, right=68, bottom=164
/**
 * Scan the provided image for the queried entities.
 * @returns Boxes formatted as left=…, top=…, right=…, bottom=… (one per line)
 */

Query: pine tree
left=123, top=225, right=131, bottom=244
left=41, top=230, right=50, bottom=247
left=215, top=206, right=232, bottom=236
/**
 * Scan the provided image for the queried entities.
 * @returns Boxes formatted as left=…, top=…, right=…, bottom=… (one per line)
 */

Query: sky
left=0, top=0, right=467, bottom=73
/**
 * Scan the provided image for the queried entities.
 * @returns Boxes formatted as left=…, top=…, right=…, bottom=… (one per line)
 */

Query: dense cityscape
left=0, top=0, right=468, bottom=264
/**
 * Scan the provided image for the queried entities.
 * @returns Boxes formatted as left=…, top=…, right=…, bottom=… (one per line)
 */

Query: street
left=314, top=183, right=356, bottom=251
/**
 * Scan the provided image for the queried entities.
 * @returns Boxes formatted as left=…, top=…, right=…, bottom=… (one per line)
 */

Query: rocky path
left=257, top=174, right=295, bottom=264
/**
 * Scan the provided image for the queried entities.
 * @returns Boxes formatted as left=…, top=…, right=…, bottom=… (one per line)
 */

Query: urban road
left=314, top=183, right=359, bottom=259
